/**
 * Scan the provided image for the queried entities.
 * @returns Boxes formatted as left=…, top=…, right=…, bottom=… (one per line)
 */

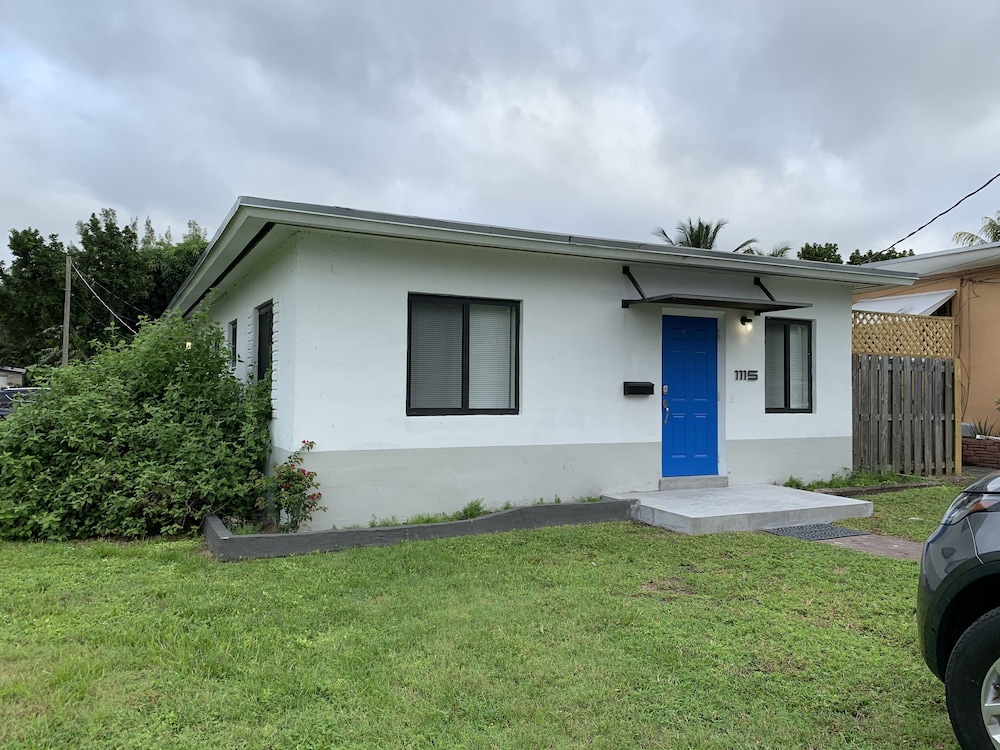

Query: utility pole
left=61, top=254, right=71, bottom=366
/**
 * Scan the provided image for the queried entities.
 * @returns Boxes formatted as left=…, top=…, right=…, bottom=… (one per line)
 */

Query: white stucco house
left=170, top=197, right=915, bottom=529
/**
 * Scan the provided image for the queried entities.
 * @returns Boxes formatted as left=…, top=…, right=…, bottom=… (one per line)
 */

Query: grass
left=784, top=468, right=927, bottom=491
left=837, top=484, right=960, bottom=542
left=369, top=496, right=603, bottom=527
left=0, top=524, right=956, bottom=749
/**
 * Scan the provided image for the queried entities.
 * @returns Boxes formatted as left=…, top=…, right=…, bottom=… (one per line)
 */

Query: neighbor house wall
left=855, top=270, right=1000, bottom=424
left=0, top=370, right=25, bottom=388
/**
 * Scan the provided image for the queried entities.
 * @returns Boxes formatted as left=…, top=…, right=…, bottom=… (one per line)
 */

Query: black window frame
left=764, top=317, right=813, bottom=414
left=406, top=293, right=520, bottom=416
left=255, top=301, right=273, bottom=383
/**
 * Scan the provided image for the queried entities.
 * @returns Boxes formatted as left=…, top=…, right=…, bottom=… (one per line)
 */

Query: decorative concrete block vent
left=963, top=436, right=1000, bottom=469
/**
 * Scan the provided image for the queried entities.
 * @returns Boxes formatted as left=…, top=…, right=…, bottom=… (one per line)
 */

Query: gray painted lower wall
left=284, top=442, right=661, bottom=529
left=279, top=436, right=851, bottom=529
left=724, top=436, right=853, bottom=485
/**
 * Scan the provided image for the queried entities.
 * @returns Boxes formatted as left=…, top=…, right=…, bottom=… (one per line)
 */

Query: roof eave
left=171, top=197, right=917, bottom=312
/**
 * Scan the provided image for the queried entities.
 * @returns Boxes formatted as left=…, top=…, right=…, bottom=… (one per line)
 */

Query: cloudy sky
left=2, top=1, right=999, bottom=268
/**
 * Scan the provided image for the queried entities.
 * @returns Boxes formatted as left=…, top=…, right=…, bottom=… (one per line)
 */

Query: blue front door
left=662, top=315, right=719, bottom=476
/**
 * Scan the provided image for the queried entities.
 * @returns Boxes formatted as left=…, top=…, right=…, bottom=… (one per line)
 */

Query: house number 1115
left=734, top=369, right=758, bottom=381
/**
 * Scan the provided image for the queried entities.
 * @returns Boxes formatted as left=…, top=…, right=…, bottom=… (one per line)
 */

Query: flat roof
left=171, top=196, right=918, bottom=314
left=852, top=289, right=955, bottom=316
left=866, top=242, right=1000, bottom=276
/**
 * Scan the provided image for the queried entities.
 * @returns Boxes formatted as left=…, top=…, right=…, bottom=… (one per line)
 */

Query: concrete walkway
left=816, top=534, right=923, bottom=561
left=603, top=484, right=872, bottom=535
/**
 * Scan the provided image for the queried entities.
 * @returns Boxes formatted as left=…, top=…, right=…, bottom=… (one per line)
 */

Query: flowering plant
left=257, top=440, right=325, bottom=532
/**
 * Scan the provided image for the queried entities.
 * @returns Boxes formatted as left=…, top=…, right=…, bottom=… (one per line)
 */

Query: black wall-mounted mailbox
left=623, top=381, right=655, bottom=396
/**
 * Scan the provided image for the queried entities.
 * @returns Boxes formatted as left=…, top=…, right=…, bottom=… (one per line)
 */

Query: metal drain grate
left=766, top=523, right=869, bottom=541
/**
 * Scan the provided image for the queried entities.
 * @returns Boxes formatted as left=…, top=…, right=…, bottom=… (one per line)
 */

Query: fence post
left=954, top=365, right=962, bottom=475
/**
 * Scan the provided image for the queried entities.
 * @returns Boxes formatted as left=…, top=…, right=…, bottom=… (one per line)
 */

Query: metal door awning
left=622, top=293, right=812, bottom=312
left=620, top=266, right=812, bottom=313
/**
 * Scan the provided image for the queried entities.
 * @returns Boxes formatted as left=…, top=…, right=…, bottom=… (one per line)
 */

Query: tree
left=654, top=217, right=757, bottom=253
left=847, top=247, right=915, bottom=265
left=953, top=210, right=1000, bottom=246
left=0, top=210, right=205, bottom=367
left=138, top=220, right=207, bottom=318
left=72, top=209, right=147, bottom=348
left=0, top=229, right=68, bottom=365
left=797, top=242, right=843, bottom=264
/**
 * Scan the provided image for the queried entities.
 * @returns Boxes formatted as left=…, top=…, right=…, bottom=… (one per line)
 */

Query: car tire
left=946, top=607, right=1000, bottom=750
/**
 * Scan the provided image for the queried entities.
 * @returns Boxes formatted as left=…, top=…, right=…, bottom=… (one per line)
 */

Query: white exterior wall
left=722, top=277, right=855, bottom=483
left=207, top=231, right=855, bottom=528
left=208, top=233, right=299, bottom=446
left=291, top=232, right=659, bottom=451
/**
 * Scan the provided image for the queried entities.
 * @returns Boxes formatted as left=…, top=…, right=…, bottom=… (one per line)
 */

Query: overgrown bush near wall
left=0, top=311, right=272, bottom=540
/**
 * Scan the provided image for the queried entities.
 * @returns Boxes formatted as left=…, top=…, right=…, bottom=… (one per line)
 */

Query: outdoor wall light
left=740, top=316, right=754, bottom=331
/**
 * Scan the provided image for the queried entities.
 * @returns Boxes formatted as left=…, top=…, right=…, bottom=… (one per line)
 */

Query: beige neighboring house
left=853, top=242, right=1000, bottom=424
left=0, top=367, right=26, bottom=388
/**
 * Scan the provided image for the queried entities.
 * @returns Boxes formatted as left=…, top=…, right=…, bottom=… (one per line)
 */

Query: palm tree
left=953, top=210, right=1000, bottom=246
left=740, top=241, right=791, bottom=257
left=654, top=217, right=757, bottom=253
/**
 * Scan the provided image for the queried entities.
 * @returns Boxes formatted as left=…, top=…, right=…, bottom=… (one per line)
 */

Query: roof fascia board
left=238, top=202, right=917, bottom=287
left=169, top=202, right=267, bottom=312
left=173, top=198, right=917, bottom=311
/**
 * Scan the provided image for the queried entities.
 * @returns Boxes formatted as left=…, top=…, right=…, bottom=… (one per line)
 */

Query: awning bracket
left=754, top=276, right=776, bottom=303
left=622, top=265, right=646, bottom=299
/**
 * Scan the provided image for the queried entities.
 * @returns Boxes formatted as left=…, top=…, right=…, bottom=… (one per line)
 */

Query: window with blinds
left=764, top=318, right=812, bottom=413
left=228, top=319, right=238, bottom=369
left=256, top=302, right=273, bottom=383
left=407, top=294, right=519, bottom=415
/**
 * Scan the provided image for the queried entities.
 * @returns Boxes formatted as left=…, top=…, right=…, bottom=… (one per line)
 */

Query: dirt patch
left=640, top=577, right=696, bottom=597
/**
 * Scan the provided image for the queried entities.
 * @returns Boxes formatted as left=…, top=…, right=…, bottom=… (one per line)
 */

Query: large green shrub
left=0, top=311, right=272, bottom=540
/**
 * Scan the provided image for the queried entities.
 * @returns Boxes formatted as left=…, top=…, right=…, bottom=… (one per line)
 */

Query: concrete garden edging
left=203, top=499, right=637, bottom=561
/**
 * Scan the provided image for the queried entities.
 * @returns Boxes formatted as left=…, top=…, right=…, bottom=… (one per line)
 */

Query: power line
left=71, top=265, right=137, bottom=334
left=84, top=272, right=153, bottom=317
left=886, top=169, right=1000, bottom=251
left=71, top=284, right=141, bottom=331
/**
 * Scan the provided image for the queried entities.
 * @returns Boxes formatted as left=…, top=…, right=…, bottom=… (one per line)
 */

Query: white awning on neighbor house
left=852, top=289, right=955, bottom=316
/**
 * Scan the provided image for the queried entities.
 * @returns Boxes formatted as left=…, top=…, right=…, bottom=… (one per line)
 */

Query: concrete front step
left=604, top=484, right=873, bottom=535
left=658, top=475, right=729, bottom=490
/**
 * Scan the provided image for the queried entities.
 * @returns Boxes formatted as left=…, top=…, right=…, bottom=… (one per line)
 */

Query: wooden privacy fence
left=852, top=355, right=957, bottom=475
left=852, top=308, right=958, bottom=475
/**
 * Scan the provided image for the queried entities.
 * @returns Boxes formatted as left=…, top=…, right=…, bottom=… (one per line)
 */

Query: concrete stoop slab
left=658, top=475, right=729, bottom=490
left=603, top=484, right=873, bottom=535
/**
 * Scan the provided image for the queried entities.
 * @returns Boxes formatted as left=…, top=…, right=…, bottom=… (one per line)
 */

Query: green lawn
left=837, top=484, right=961, bottom=543
left=1, top=524, right=956, bottom=749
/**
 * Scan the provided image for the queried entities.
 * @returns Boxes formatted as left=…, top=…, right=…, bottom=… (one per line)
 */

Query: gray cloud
left=1, top=0, right=999, bottom=269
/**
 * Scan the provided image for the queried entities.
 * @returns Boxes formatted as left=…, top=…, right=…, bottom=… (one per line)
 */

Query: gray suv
left=919, top=471, right=1000, bottom=749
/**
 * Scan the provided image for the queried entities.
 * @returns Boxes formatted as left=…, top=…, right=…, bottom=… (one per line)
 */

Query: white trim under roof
left=852, top=289, right=956, bottom=316
left=170, top=197, right=918, bottom=314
